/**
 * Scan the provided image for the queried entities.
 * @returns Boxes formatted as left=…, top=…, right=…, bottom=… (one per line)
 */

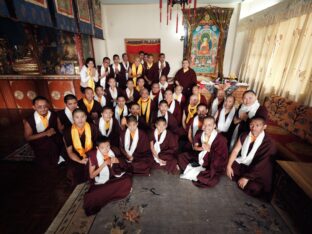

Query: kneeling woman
left=84, top=136, right=132, bottom=216
left=64, top=109, right=98, bottom=186
left=150, top=117, right=179, bottom=174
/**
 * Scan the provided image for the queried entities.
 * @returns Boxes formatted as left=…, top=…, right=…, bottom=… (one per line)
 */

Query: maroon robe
left=144, top=63, right=159, bottom=84
left=155, top=61, right=170, bottom=78
left=78, top=99, right=102, bottom=123
left=25, top=111, right=63, bottom=168
left=63, top=124, right=98, bottom=186
left=151, top=111, right=185, bottom=137
left=167, top=100, right=182, bottom=124
left=122, top=89, right=140, bottom=106
left=83, top=149, right=132, bottom=216
left=230, top=105, right=268, bottom=141
left=174, top=68, right=197, bottom=97
left=231, top=132, right=276, bottom=197
left=139, top=99, right=157, bottom=127
left=120, top=129, right=153, bottom=176
left=95, top=117, right=120, bottom=148
left=105, top=88, right=122, bottom=107
left=57, top=109, right=73, bottom=131
left=150, top=130, right=179, bottom=174
left=193, top=133, right=228, bottom=188
left=110, top=63, right=127, bottom=89
left=178, top=130, right=228, bottom=187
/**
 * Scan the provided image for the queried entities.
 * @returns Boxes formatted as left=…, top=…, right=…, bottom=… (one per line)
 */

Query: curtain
left=239, top=1, right=312, bottom=106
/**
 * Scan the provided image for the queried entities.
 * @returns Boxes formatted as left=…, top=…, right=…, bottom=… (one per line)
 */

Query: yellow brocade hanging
left=186, top=104, right=198, bottom=124
left=131, top=63, right=143, bottom=87
left=83, top=98, right=94, bottom=113
left=138, top=97, right=151, bottom=123
left=71, top=123, right=93, bottom=158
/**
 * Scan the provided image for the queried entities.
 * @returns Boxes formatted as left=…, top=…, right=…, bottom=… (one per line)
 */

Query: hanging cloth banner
left=54, top=0, right=77, bottom=33
left=12, top=0, right=52, bottom=27
left=76, top=0, right=93, bottom=35
left=0, top=0, right=10, bottom=18
left=92, top=0, right=104, bottom=39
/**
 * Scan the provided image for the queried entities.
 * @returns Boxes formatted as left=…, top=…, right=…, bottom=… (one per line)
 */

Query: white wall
left=94, top=3, right=240, bottom=77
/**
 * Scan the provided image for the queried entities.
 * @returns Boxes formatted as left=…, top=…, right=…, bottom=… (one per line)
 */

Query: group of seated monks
left=23, top=52, right=276, bottom=216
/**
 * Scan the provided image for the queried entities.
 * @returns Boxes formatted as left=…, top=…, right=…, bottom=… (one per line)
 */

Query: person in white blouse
left=80, top=58, right=99, bottom=93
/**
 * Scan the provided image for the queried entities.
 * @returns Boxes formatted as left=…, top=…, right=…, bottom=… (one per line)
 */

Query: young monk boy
left=83, top=136, right=132, bottom=216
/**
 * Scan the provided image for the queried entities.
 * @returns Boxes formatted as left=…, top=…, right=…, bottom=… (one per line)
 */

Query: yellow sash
left=71, top=123, right=93, bottom=158
left=39, top=114, right=49, bottom=129
left=87, top=68, right=95, bottom=91
left=105, top=120, right=110, bottom=130
left=131, top=63, right=143, bottom=87
left=118, top=107, right=124, bottom=116
left=186, top=104, right=198, bottom=124
left=83, top=98, right=94, bottom=113
left=138, top=97, right=151, bottom=123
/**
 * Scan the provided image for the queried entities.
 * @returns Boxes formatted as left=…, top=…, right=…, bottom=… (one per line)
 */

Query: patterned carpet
left=47, top=170, right=290, bottom=234
left=3, top=144, right=35, bottom=162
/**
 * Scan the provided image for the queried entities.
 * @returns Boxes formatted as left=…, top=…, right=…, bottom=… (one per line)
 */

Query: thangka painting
left=190, top=16, right=220, bottom=77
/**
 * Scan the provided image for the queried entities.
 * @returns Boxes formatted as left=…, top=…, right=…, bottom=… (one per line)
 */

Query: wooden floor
left=0, top=162, right=73, bottom=234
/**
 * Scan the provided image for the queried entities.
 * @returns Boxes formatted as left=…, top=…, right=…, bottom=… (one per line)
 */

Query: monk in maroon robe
left=189, top=85, right=208, bottom=106
left=121, top=103, right=150, bottom=132
left=78, top=87, right=102, bottom=124
left=210, top=89, right=225, bottom=117
left=229, top=90, right=268, bottom=150
left=110, top=54, right=127, bottom=89
left=227, top=117, right=275, bottom=198
left=144, top=54, right=158, bottom=85
left=215, top=95, right=236, bottom=146
left=121, top=53, right=132, bottom=82
left=182, top=94, right=199, bottom=129
left=173, top=85, right=186, bottom=110
left=123, top=79, right=140, bottom=106
left=64, top=109, right=98, bottom=186
left=151, top=100, right=185, bottom=137
left=105, top=77, right=123, bottom=107
left=187, top=104, right=208, bottom=145
left=174, top=59, right=197, bottom=97
left=95, top=106, right=120, bottom=148
left=155, top=53, right=170, bottom=78
left=83, top=137, right=132, bottom=216
left=159, top=75, right=173, bottom=92
left=24, top=96, right=63, bottom=168
left=179, top=116, right=228, bottom=188
left=150, top=117, right=179, bottom=174
left=150, top=82, right=164, bottom=105
left=57, top=94, right=78, bottom=132
left=100, top=57, right=114, bottom=89
left=164, top=89, right=182, bottom=124
left=120, top=116, right=153, bottom=176
left=137, top=88, right=157, bottom=127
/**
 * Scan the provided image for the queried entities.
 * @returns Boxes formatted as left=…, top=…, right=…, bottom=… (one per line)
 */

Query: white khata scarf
left=159, top=81, right=168, bottom=90
left=94, top=149, right=115, bottom=185
left=99, top=117, right=113, bottom=137
left=153, top=129, right=167, bottom=164
left=211, top=98, right=220, bottom=116
left=173, top=93, right=182, bottom=103
left=217, top=106, right=236, bottom=132
left=180, top=129, right=218, bottom=181
left=168, top=100, right=176, bottom=114
left=94, top=95, right=106, bottom=107
left=157, top=110, right=169, bottom=123
left=34, top=111, right=51, bottom=133
left=124, top=128, right=139, bottom=157
left=235, top=131, right=265, bottom=166
left=230, top=100, right=260, bottom=150
left=115, top=105, right=128, bottom=125
left=65, top=107, right=74, bottom=124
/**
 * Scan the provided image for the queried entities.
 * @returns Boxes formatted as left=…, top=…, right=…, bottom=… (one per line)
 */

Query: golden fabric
left=87, top=68, right=95, bottom=91
left=71, top=123, right=93, bottom=158
left=138, top=97, right=151, bottom=123
left=131, top=63, right=143, bottom=87
left=104, top=121, right=110, bottom=130
left=39, top=114, right=49, bottom=129
left=186, top=104, right=198, bottom=124
left=83, top=98, right=94, bottom=113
